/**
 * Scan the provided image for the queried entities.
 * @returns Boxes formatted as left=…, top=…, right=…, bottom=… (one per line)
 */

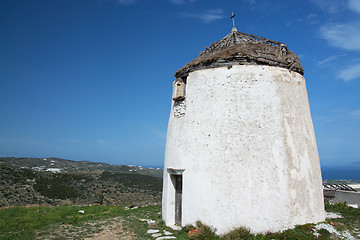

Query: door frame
left=167, top=168, right=184, bottom=225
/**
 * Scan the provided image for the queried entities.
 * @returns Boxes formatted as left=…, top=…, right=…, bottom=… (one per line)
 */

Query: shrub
left=317, top=228, right=331, bottom=240
left=33, top=177, right=81, bottom=200
left=189, top=221, right=219, bottom=240
left=325, top=202, right=359, bottom=216
left=221, top=227, right=253, bottom=240
left=265, top=224, right=315, bottom=240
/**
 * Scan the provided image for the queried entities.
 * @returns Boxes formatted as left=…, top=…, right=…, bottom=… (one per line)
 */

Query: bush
left=317, top=228, right=331, bottom=239
left=325, top=202, right=359, bottom=216
left=265, top=224, right=315, bottom=240
left=221, top=227, right=253, bottom=240
left=325, top=202, right=360, bottom=233
left=189, top=221, right=219, bottom=240
left=33, top=177, right=81, bottom=200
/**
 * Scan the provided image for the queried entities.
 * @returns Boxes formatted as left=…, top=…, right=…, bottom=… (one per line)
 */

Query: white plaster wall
left=162, top=65, right=325, bottom=234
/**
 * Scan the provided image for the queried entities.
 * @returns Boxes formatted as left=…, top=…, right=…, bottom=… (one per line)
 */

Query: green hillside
left=0, top=159, right=162, bottom=207
left=0, top=157, right=163, bottom=178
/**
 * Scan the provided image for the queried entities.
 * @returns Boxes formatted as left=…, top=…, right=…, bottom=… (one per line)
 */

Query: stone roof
left=175, top=29, right=304, bottom=78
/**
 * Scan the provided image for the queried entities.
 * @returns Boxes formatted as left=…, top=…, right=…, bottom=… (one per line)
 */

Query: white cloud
left=317, top=55, right=338, bottom=65
left=306, top=13, right=317, bottom=20
left=330, top=108, right=346, bottom=113
left=350, top=109, right=360, bottom=119
left=320, top=22, right=360, bottom=51
left=117, top=0, right=136, bottom=5
left=179, top=9, right=225, bottom=23
left=309, top=0, right=346, bottom=13
left=315, top=108, right=360, bottom=125
left=306, top=13, right=319, bottom=25
left=313, top=115, right=335, bottom=123
left=348, top=0, right=360, bottom=14
left=58, top=139, right=86, bottom=144
left=96, top=139, right=117, bottom=146
left=313, top=0, right=360, bottom=82
left=169, top=0, right=197, bottom=4
left=314, top=0, right=360, bottom=51
left=338, top=63, right=360, bottom=82
left=244, top=0, right=256, bottom=5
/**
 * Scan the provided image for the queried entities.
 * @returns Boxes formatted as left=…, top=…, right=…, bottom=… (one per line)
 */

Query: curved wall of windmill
left=162, top=64, right=324, bottom=234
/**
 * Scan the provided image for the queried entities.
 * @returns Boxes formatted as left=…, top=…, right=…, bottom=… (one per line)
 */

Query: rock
left=147, top=229, right=160, bottom=234
left=314, top=223, right=356, bottom=240
left=138, top=218, right=150, bottom=222
left=147, top=220, right=156, bottom=224
left=326, top=212, right=342, bottom=219
left=148, top=223, right=157, bottom=229
left=163, top=230, right=172, bottom=235
left=152, top=233, right=162, bottom=238
left=155, top=237, right=176, bottom=240
left=169, top=225, right=182, bottom=231
left=78, top=210, right=85, bottom=214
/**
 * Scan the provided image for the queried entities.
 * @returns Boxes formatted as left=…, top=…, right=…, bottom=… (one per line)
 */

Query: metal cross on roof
left=230, top=12, right=237, bottom=32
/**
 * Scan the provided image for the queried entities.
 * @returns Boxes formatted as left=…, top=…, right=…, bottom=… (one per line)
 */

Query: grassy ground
left=323, top=202, right=360, bottom=238
left=179, top=203, right=360, bottom=240
left=0, top=204, right=162, bottom=239
left=0, top=203, right=359, bottom=239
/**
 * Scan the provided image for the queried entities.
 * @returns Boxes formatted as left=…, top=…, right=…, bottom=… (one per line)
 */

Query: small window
left=173, top=78, right=186, bottom=102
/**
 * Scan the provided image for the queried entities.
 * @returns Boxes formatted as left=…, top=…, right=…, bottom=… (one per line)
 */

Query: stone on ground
left=155, top=236, right=176, bottom=240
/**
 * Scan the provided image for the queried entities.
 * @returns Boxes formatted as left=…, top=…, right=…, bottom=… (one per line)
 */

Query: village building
left=162, top=16, right=325, bottom=234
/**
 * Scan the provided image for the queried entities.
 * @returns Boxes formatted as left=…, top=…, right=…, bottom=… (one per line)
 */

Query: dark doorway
left=173, top=174, right=182, bottom=225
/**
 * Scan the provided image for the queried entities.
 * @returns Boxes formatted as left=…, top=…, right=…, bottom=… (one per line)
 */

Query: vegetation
left=100, top=171, right=162, bottom=192
left=221, top=227, right=254, bottom=240
left=33, top=176, right=82, bottom=200
left=0, top=204, right=161, bottom=239
left=1, top=158, right=359, bottom=239
left=181, top=223, right=319, bottom=240
left=1, top=203, right=358, bottom=239
left=183, top=203, right=360, bottom=240
left=0, top=157, right=163, bottom=177
left=324, top=202, right=360, bottom=235
left=0, top=161, right=162, bottom=207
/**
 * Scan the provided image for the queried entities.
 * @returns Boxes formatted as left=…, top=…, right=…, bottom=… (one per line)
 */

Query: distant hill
left=0, top=157, right=163, bottom=178
left=0, top=157, right=163, bottom=207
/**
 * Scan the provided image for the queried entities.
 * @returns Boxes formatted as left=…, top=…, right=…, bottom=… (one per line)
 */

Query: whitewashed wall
left=162, top=65, right=325, bottom=234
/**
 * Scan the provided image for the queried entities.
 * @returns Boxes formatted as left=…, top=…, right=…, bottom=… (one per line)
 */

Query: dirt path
left=85, top=217, right=137, bottom=240
left=36, top=217, right=137, bottom=240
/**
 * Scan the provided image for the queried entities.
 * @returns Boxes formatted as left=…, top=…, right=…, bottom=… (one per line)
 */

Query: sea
left=321, top=166, right=360, bottom=180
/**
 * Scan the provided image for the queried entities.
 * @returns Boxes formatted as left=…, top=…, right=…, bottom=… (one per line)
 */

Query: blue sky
left=0, top=0, right=359, bottom=168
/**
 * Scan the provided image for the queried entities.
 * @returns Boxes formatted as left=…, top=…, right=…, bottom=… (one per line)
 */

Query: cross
left=230, top=12, right=237, bottom=31
left=231, top=12, right=235, bottom=28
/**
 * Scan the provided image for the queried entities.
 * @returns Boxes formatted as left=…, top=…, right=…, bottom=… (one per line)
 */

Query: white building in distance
left=162, top=24, right=325, bottom=234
